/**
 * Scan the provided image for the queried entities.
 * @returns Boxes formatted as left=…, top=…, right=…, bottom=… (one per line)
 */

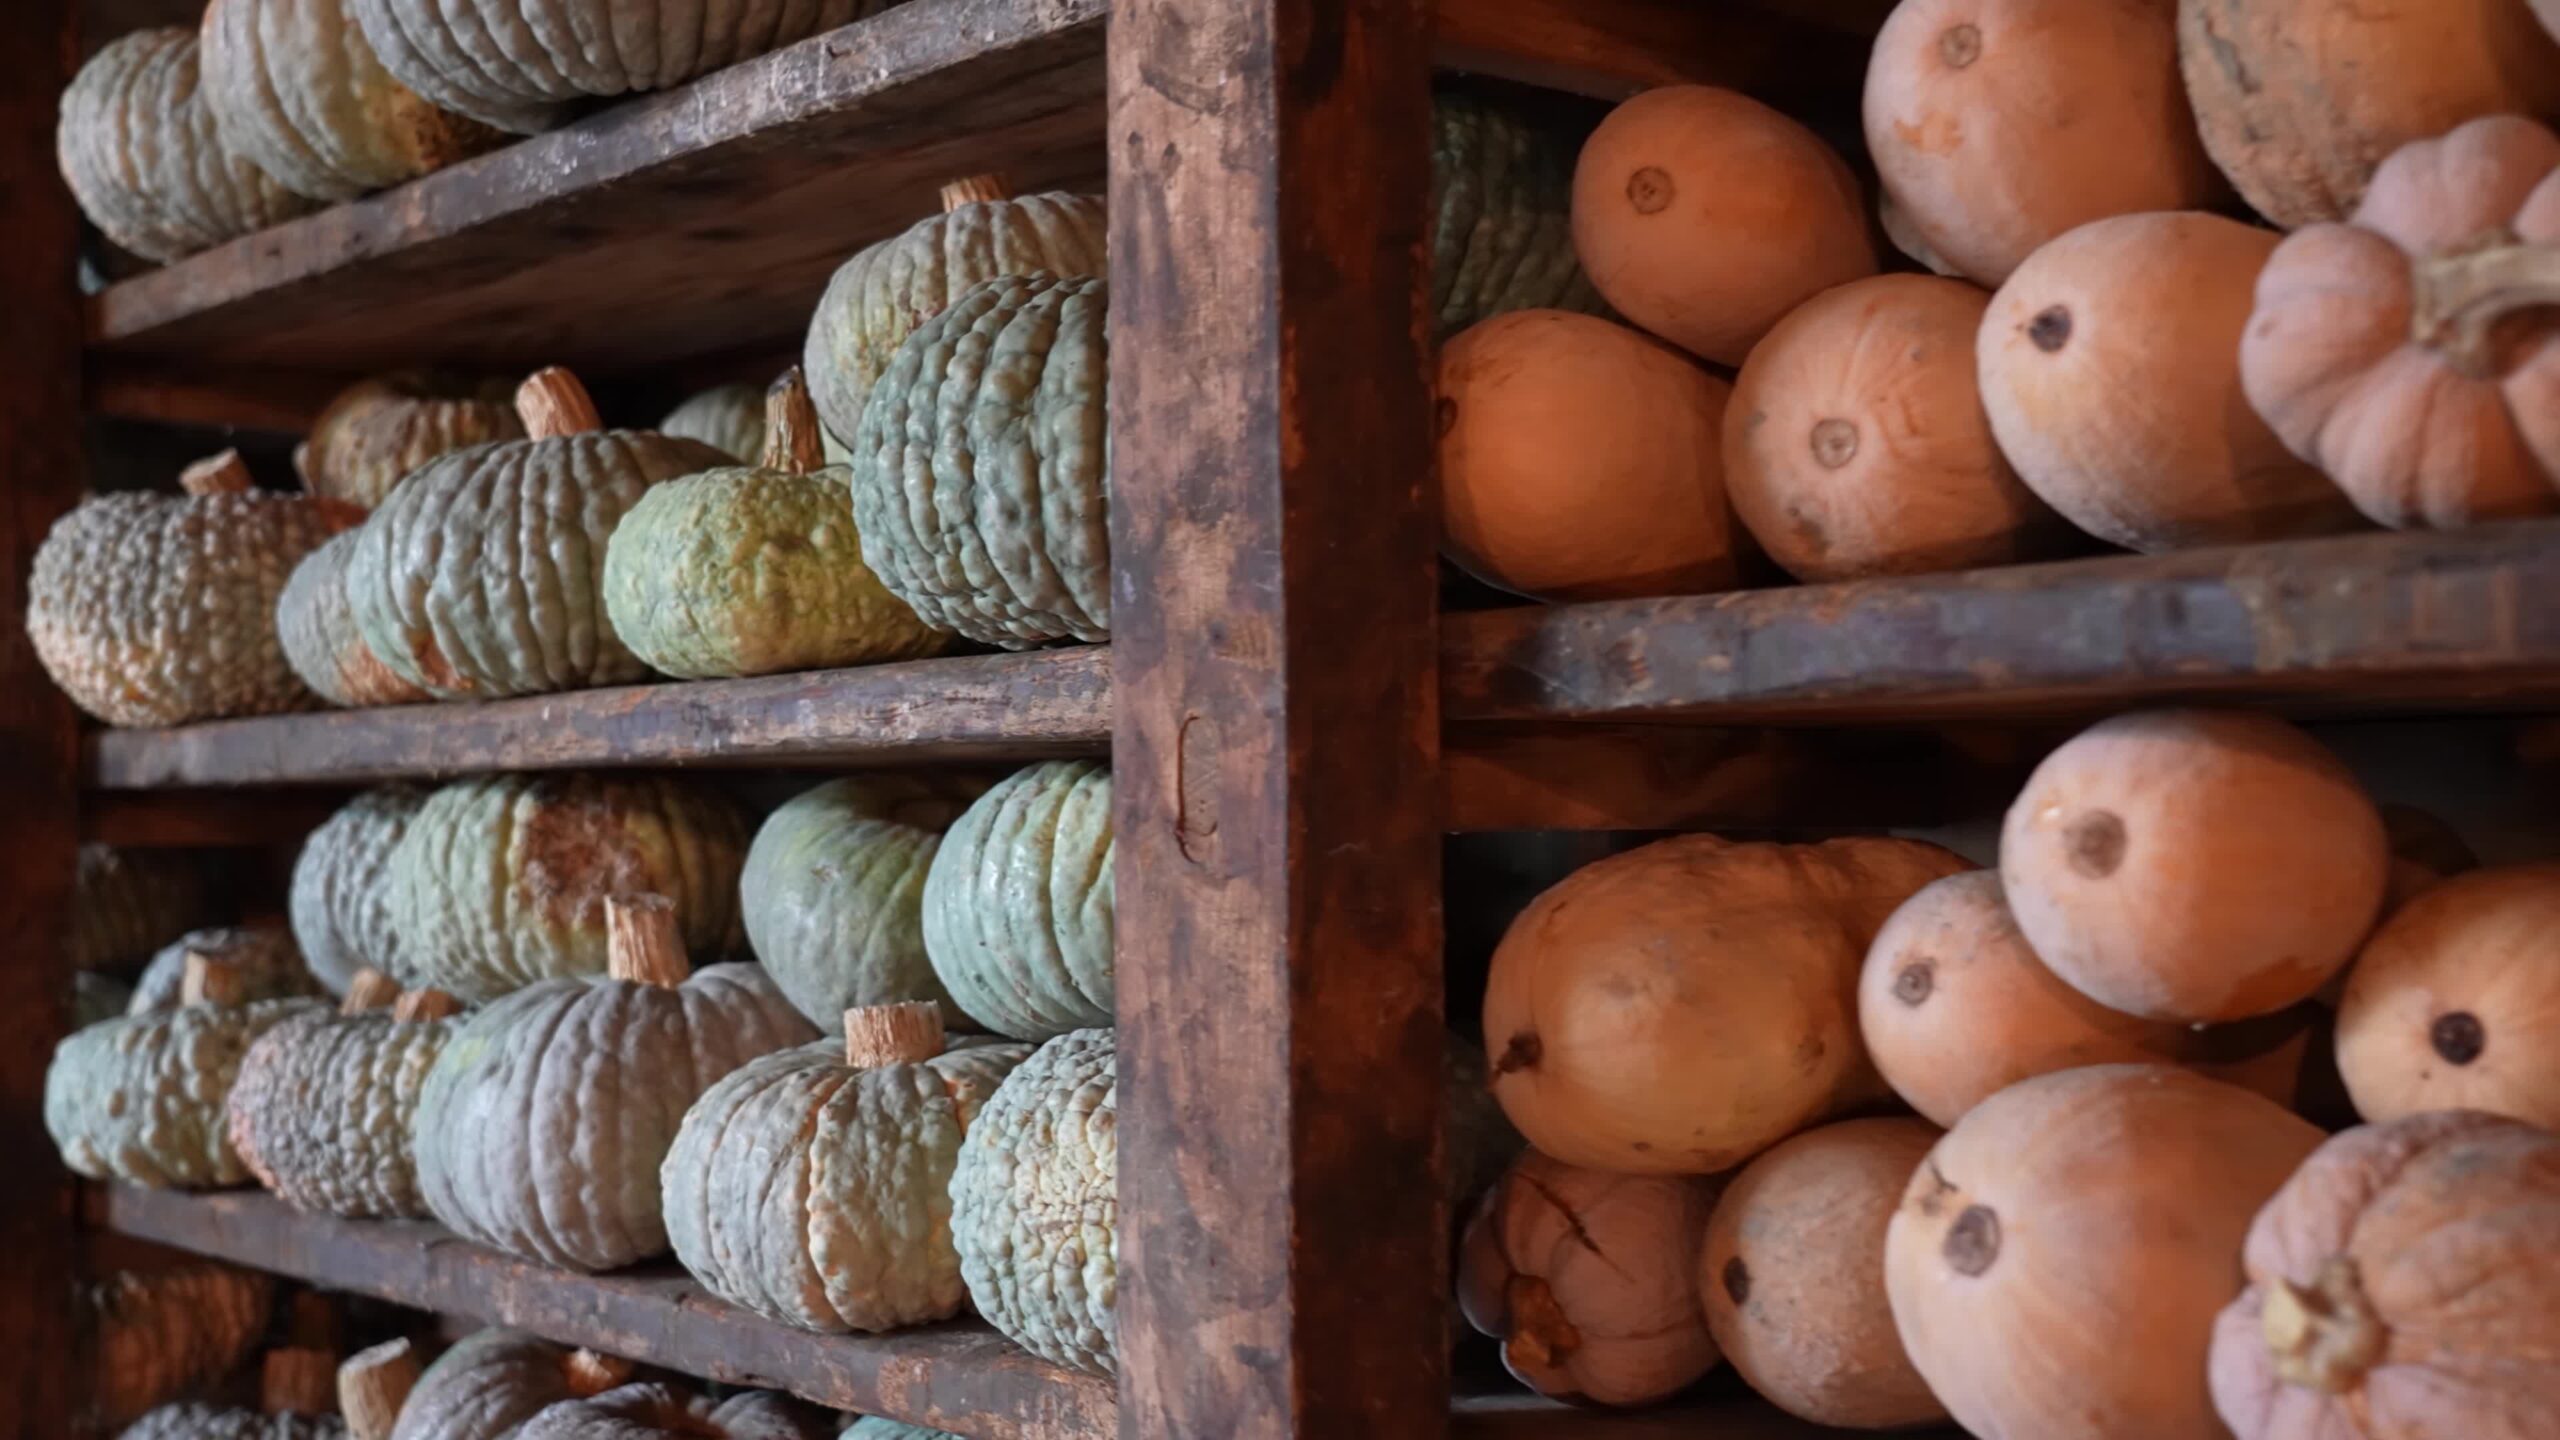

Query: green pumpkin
left=47, top=988, right=326, bottom=1189
left=1430, top=91, right=1601, bottom=338
left=603, top=370, right=948, bottom=680
left=288, top=785, right=426, bottom=994
left=842, top=1420, right=957, bottom=1440
left=951, top=1027, right=1118, bottom=1375
left=658, top=382, right=765, bottom=463
left=921, top=760, right=1114, bottom=1040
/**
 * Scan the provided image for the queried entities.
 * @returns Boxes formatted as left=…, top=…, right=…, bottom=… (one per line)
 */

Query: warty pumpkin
left=2335, top=863, right=2560, bottom=1130
left=388, top=772, right=746, bottom=1002
left=200, top=0, right=498, bottom=202
left=658, top=382, right=766, bottom=463
left=72, top=844, right=216, bottom=976
left=1439, top=309, right=1740, bottom=601
left=58, top=28, right=313, bottom=264
left=290, top=786, right=426, bottom=994
left=1724, top=273, right=2066, bottom=581
left=279, top=533, right=431, bottom=709
left=413, top=897, right=815, bottom=1270
left=1483, top=833, right=1967, bottom=1175
left=226, top=976, right=463, bottom=1217
left=294, top=372, right=524, bottom=511
left=2209, top=1110, right=2560, bottom=1440
left=2179, top=0, right=2560, bottom=229
left=1884, top=1064, right=2324, bottom=1440
left=1865, top=0, right=2227, bottom=287
left=86, top=1264, right=274, bottom=1429
left=1701, top=1117, right=1947, bottom=1430
left=387, top=1330, right=637, bottom=1440
left=121, top=1403, right=345, bottom=1440
left=2001, top=708, right=2389, bottom=1022
left=951, top=1026, right=1118, bottom=1375
left=514, top=1383, right=831, bottom=1440
left=920, top=760, right=1114, bottom=1041
left=30, top=451, right=362, bottom=728
left=2241, top=115, right=2560, bottom=529
left=1430, top=91, right=1602, bottom=337
left=129, top=924, right=327, bottom=1015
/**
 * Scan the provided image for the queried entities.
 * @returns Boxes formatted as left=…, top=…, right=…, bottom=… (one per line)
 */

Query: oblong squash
left=951, top=1028, right=1119, bottom=1376
left=921, top=761, right=1114, bottom=1041
left=294, top=371, right=523, bottom=511
left=278, top=533, right=431, bottom=709
left=2335, top=863, right=2560, bottom=1130
left=199, top=0, right=497, bottom=202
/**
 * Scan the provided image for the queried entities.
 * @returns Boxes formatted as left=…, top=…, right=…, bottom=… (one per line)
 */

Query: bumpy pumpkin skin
left=1430, top=92, right=1602, bottom=337
left=2179, top=0, right=2560, bottom=230
left=921, top=761, right=1115, bottom=1041
left=2242, top=116, right=2560, bottom=529
left=952, top=1028, right=1118, bottom=1375
left=72, top=845, right=216, bottom=976
left=390, top=774, right=748, bottom=1001
left=46, top=997, right=326, bottom=1188
left=289, top=786, right=426, bottom=994
left=849, top=275, right=1110, bottom=648
left=516, top=1383, right=831, bottom=1440
left=2336, top=864, right=2560, bottom=1130
left=2209, top=1111, right=2560, bottom=1440
left=120, top=1403, right=345, bottom=1440
left=295, top=372, right=524, bottom=510
left=1884, top=1065, right=2324, bottom=1440
left=660, top=382, right=766, bottom=463
left=57, top=29, right=313, bottom=264
left=225, top=1006, right=456, bottom=1216
left=86, top=1264, right=273, bottom=1429
left=388, top=1330, right=626, bottom=1440
left=278, top=532, right=431, bottom=709
left=128, top=925, right=326, bottom=1015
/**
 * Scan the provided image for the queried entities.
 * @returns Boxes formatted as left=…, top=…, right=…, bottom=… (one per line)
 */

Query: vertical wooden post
left=1109, top=0, right=1445, bottom=1437
left=0, top=0, right=84, bottom=1434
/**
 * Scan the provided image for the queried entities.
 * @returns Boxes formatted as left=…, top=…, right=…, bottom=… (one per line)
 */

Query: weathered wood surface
left=80, top=790, right=349, bottom=848
left=1434, top=0, right=1870, bottom=102
left=97, top=1187, right=1114, bottom=1439
left=87, top=361, right=348, bottom=434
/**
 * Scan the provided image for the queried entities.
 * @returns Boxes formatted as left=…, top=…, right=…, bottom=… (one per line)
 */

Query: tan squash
left=1724, top=273, right=2066, bottom=581
left=1885, top=1064, right=2324, bottom=1440
left=1980, top=211, right=2361, bottom=551
left=2336, top=863, right=2560, bottom=1129
left=278, top=533, right=431, bottom=709
left=1439, top=309, right=1738, bottom=601
left=2180, top=0, right=2560, bottom=229
left=1865, top=0, right=2227, bottom=286
left=294, top=372, right=524, bottom=511
left=1571, top=85, right=1876, bottom=365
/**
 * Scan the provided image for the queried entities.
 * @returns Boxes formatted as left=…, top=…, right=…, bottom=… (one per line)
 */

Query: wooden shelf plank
left=1433, top=0, right=1869, bottom=102
left=95, top=1186, right=1113, bottom=1440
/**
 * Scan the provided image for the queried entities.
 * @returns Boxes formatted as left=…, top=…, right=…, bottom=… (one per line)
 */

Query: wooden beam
left=85, top=361, right=348, bottom=435
left=1432, top=0, right=1870, bottom=103
left=79, top=790, right=349, bottom=848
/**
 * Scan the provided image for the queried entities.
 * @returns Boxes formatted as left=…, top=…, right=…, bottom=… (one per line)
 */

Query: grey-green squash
left=57, top=28, right=314, bottom=264
left=389, top=773, right=747, bottom=1002
left=279, top=532, right=432, bottom=709
left=664, top=1002, right=1032, bottom=1332
left=841, top=1423, right=955, bottom=1440
left=413, top=897, right=815, bottom=1270
left=387, top=1331, right=637, bottom=1440
left=129, top=924, right=328, bottom=1015
left=86, top=1264, right=274, bottom=1430
left=72, top=844, right=217, bottom=976
left=740, top=773, right=986, bottom=1032
left=659, top=382, right=766, bottom=463
left=224, top=976, right=463, bottom=1217
left=120, top=1403, right=345, bottom=1440
left=346, top=369, right=731, bottom=698
left=921, top=760, right=1114, bottom=1040
left=514, top=1383, right=832, bottom=1440
left=952, top=1027, right=1117, bottom=1374
left=603, top=369, right=948, bottom=680
left=1431, top=91, right=1602, bottom=337
left=29, top=451, right=362, bottom=728
left=294, top=371, right=524, bottom=511
left=289, top=785, right=427, bottom=993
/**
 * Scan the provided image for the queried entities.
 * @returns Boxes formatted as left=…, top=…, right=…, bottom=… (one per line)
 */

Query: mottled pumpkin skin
left=660, top=383, right=765, bottom=463
left=57, top=28, right=313, bottom=264
left=86, top=1264, right=272, bottom=1429
left=922, top=761, right=1114, bottom=1040
left=850, top=275, right=1110, bottom=648
left=289, top=785, right=426, bottom=993
left=226, top=1007, right=456, bottom=1216
left=200, top=0, right=498, bottom=202
left=664, top=1034, right=1030, bottom=1331
left=1431, top=92, right=1601, bottom=336
left=516, top=1383, right=831, bottom=1440
left=388, top=1330, right=601, bottom=1440
left=347, top=429, right=731, bottom=698
left=952, top=1028, right=1118, bottom=1375
left=279, top=531, right=432, bottom=709
left=72, top=845, right=215, bottom=976
left=129, top=925, right=326, bottom=1015
left=390, top=774, right=748, bottom=1002
left=120, top=1403, right=346, bottom=1440
left=30, top=488, right=359, bottom=728
left=414, top=964, right=814, bottom=1270
left=296, top=372, right=524, bottom=510
left=46, top=998, right=326, bottom=1188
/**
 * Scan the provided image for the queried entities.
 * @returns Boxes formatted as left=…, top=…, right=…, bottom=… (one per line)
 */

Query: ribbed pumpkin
left=848, top=274, right=1109, bottom=648
left=72, top=844, right=216, bottom=976
left=120, top=1403, right=345, bottom=1440
left=952, top=1027, right=1118, bottom=1376
left=129, top=924, right=327, bottom=1015
left=659, top=382, right=765, bottom=463
left=290, top=786, right=426, bottom=994
left=294, top=372, right=524, bottom=510
left=347, top=369, right=731, bottom=698
left=921, top=760, right=1114, bottom=1041
left=1980, top=211, right=2361, bottom=551
left=515, top=1384, right=830, bottom=1440
left=2180, top=0, right=2560, bottom=229
left=1864, top=0, right=2226, bottom=287
left=2209, top=1110, right=2560, bottom=1440
left=2242, top=115, right=2560, bottom=529
left=29, top=451, right=361, bottom=728
left=664, top=1002, right=1031, bottom=1332
left=604, top=369, right=947, bottom=679
left=279, top=533, right=431, bottom=709
left=389, top=772, right=747, bottom=1002
left=387, top=1331, right=637, bottom=1440
left=740, top=775, right=982, bottom=1031
left=57, top=28, right=313, bottom=264
left=2336, top=864, right=2560, bottom=1130
left=86, top=1264, right=273, bottom=1429
left=226, top=975, right=463, bottom=1217
left=1430, top=91, right=1601, bottom=336
left=414, top=897, right=814, bottom=1270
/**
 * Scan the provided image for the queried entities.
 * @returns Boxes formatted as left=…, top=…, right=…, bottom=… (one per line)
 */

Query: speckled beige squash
left=200, top=0, right=498, bottom=202
left=294, top=372, right=523, bottom=510
left=128, top=925, right=327, bottom=1015
left=119, top=1403, right=345, bottom=1440
left=72, top=845, right=217, bottom=976
left=515, top=1383, right=831, bottom=1440
left=86, top=1264, right=273, bottom=1430
left=387, top=1331, right=637, bottom=1440
left=278, top=532, right=431, bottom=709
left=659, top=382, right=766, bottom=462
left=921, top=760, right=1114, bottom=1040
left=289, top=786, right=427, bottom=993
left=225, top=979, right=463, bottom=1217
left=952, top=1027, right=1119, bottom=1375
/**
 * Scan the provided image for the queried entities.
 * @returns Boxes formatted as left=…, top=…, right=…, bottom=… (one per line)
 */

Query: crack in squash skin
left=46, top=998, right=329, bottom=1190
left=120, top=1402, right=348, bottom=1440
left=225, top=1004, right=458, bottom=1216
left=919, top=761, right=1115, bottom=1041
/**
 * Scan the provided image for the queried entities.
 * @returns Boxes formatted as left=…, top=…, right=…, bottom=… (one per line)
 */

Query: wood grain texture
left=1433, top=0, right=1869, bottom=102
left=96, top=1186, right=1112, bottom=1439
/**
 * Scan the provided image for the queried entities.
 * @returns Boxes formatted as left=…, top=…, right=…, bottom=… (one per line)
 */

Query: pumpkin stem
left=604, top=894, right=691, bottom=989
left=340, top=968, right=402, bottom=1016
left=261, top=1348, right=339, bottom=1417
left=181, top=951, right=246, bottom=1008
left=2261, top=1257, right=2388, bottom=1393
left=940, top=174, right=1009, bottom=211
left=2412, top=235, right=2560, bottom=381
left=179, top=449, right=257, bottom=497
left=843, top=1002, right=946, bottom=1068
left=516, top=366, right=606, bottom=440
left=337, top=1338, right=421, bottom=1440
left=762, top=367, right=827, bottom=475
left=560, top=1349, right=635, bottom=1398
left=392, top=988, right=464, bottom=1023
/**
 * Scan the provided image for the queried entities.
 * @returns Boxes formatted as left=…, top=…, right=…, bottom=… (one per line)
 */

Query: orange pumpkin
left=1572, top=85, right=1876, bottom=366
left=2210, top=1110, right=2560, bottom=1440
left=1885, top=1065, right=2324, bottom=1440
left=1438, top=309, right=1739, bottom=601
left=1700, top=1118, right=1947, bottom=1430
left=1724, top=274, right=2067, bottom=581
left=1979, top=211, right=2361, bottom=551
left=2335, top=863, right=2560, bottom=1130
left=2241, top=115, right=2560, bottom=529
left=1864, top=0, right=2226, bottom=286
left=2180, top=0, right=2560, bottom=229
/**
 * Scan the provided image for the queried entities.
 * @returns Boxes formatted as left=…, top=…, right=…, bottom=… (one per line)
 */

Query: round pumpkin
left=30, top=452, right=361, bottom=728
left=200, top=0, right=497, bottom=202
left=279, top=533, right=431, bottom=709
left=847, top=274, right=1109, bottom=648
left=57, top=28, right=313, bottom=264
left=1439, top=309, right=1739, bottom=601
left=294, top=372, right=524, bottom=510
left=952, top=1027, right=1118, bottom=1375
left=2001, top=708, right=2389, bottom=1022
left=659, top=382, right=765, bottom=463
left=2179, top=0, right=2560, bottom=229
left=1885, top=1064, right=2325, bottom=1440
left=2241, top=115, right=2560, bottom=528
left=290, top=786, right=426, bottom=994
left=1701, top=1117, right=1947, bottom=1430
left=388, top=1330, right=636, bottom=1440
left=515, top=1383, right=830, bottom=1440
left=129, top=924, right=327, bottom=1015
left=1979, top=211, right=2360, bottom=551
left=1724, top=273, right=2065, bottom=581
left=1483, top=833, right=1968, bottom=1175
left=2209, top=1110, right=2560, bottom=1440
left=388, top=772, right=747, bottom=1002
left=921, top=760, right=1114, bottom=1041
left=120, top=1403, right=344, bottom=1440
left=225, top=980, right=463, bottom=1217
left=1571, top=85, right=1875, bottom=365
left=87, top=1264, right=274, bottom=1429
left=72, top=844, right=216, bottom=977
left=1430, top=91, right=1602, bottom=337
left=1865, top=0, right=2226, bottom=286
left=1455, top=1149, right=1722, bottom=1406
left=2335, top=863, right=2560, bottom=1129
